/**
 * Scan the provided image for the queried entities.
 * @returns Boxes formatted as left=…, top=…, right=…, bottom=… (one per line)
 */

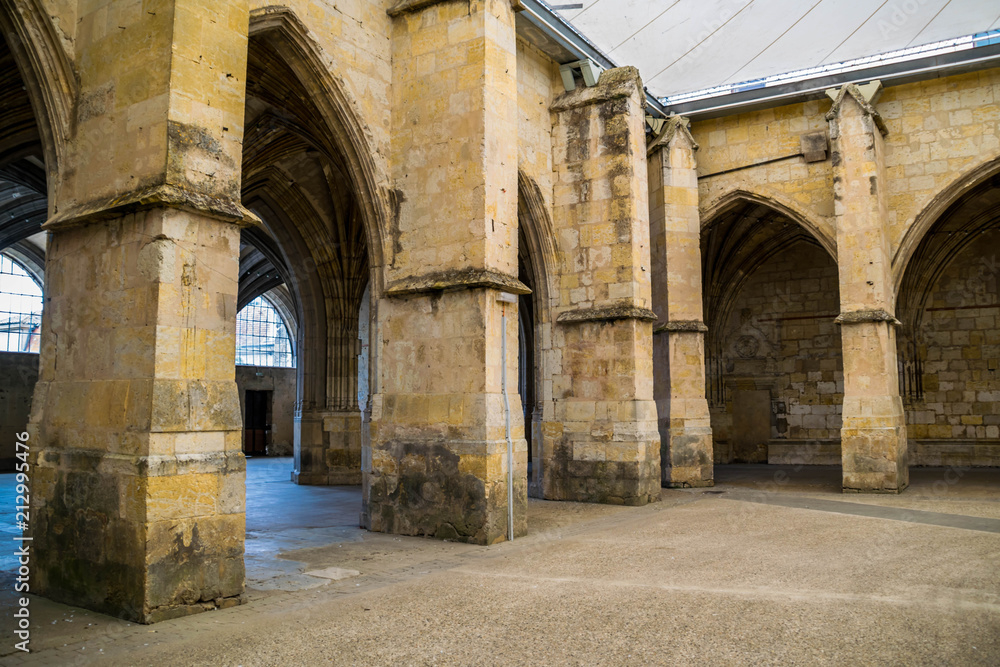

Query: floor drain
left=702, top=490, right=725, bottom=494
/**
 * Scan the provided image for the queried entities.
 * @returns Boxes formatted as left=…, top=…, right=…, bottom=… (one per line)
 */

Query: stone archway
left=896, top=173, right=1000, bottom=467
left=517, top=172, right=556, bottom=498
left=701, top=195, right=843, bottom=468
left=243, top=9, right=388, bottom=488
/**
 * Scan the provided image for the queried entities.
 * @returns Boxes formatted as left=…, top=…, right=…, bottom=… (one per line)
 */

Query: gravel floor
left=2, top=463, right=998, bottom=666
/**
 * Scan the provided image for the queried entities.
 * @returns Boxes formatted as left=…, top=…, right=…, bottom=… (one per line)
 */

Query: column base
left=31, top=444, right=246, bottom=624
left=841, top=410, right=909, bottom=493
left=661, top=423, right=714, bottom=488
left=541, top=401, right=661, bottom=505
left=293, top=410, right=362, bottom=485
left=366, top=436, right=528, bottom=545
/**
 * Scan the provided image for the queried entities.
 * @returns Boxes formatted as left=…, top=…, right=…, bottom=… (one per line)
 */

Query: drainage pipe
left=497, top=292, right=517, bottom=541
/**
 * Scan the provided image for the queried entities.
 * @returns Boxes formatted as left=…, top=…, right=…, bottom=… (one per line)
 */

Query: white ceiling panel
left=549, top=0, right=1000, bottom=99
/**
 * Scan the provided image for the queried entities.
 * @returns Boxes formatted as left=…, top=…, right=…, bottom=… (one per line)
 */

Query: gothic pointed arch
left=892, top=154, right=1000, bottom=296
left=701, top=188, right=837, bottom=261
left=0, top=0, right=75, bottom=204
left=248, top=6, right=390, bottom=294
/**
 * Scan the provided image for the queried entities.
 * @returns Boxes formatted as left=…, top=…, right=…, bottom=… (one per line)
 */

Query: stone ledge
left=653, top=320, right=708, bottom=334
left=558, top=304, right=657, bottom=324
left=44, top=183, right=260, bottom=231
left=387, top=0, right=453, bottom=17
left=33, top=449, right=246, bottom=476
left=835, top=309, right=901, bottom=325
left=387, top=0, right=522, bottom=17
left=385, top=269, right=530, bottom=297
left=550, top=66, right=642, bottom=113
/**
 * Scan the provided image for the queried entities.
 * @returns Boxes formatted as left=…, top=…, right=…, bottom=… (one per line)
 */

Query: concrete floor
left=1, top=460, right=999, bottom=665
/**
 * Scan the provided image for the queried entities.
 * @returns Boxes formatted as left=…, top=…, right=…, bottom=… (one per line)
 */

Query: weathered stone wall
left=687, top=68, right=1000, bottom=480
left=30, top=209, right=246, bottom=623
left=235, top=365, right=296, bottom=456
left=882, top=69, right=1000, bottom=258
left=0, top=352, right=38, bottom=470
left=516, top=37, right=558, bottom=204
left=543, top=67, right=660, bottom=504
left=647, top=119, right=714, bottom=487
left=709, top=241, right=843, bottom=462
left=692, top=99, right=835, bottom=248
left=27, top=0, right=251, bottom=623
left=368, top=0, right=528, bottom=545
left=905, top=228, right=1000, bottom=466
left=691, top=68, right=1000, bottom=273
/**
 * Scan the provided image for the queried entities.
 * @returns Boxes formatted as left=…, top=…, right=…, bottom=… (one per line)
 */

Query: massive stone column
left=294, top=323, right=364, bottom=486
left=647, top=118, right=713, bottom=487
left=367, top=0, right=527, bottom=544
left=827, top=83, right=909, bottom=493
left=542, top=66, right=660, bottom=505
left=29, top=0, right=252, bottom=621
left=292, top=204, right=369, bottom=487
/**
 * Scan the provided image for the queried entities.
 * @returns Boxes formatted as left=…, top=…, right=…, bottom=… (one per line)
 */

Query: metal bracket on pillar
left=560, top=58, right=604, bottom=91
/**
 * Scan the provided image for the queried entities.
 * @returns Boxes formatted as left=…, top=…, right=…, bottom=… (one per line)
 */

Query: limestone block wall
left=235, top=365, right=296, bottom=456
left=687, top=67, right=1000, bottom=475
left=881, top=69, right=1000, bottom=255
left=370, top=288, right=527, bottom=542
left=691, top=69, right=1000, bottom=277
left=516, top=37, right=558, bottom=204
left=386, top=0, right=519, bottom=281
left=56, top=0, right=250, bottom=215
left=905, top=228, right=1000, bottom=465
left=543, top=67, right=660, bottom=504
left=0, top=352, right=38, bottom=470
left=709, top=242, right=843, bottom=460
left=692, top=99, right=835, bottom=246
left=368, top=0, right=528, bottom=545
left=30, top=208, right=246, bottom=623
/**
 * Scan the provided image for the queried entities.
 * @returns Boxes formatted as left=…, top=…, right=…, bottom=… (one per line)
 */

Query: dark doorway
left=244, top=389, right=272, bottom=456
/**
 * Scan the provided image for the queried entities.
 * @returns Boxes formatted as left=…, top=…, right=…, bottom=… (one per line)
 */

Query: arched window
left=0, top=253, right=43, bottom=353
left=236, top=295, right=295, bottom=367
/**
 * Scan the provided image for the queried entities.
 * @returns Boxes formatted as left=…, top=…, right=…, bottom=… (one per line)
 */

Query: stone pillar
left=293, top=324, right=363, bottom=486
left=827, top=83, right=909, bottom=493
left=367, top=0, right=527, bottom=544
left=29, top=0, right=252, bottom=621
left=543, top=67, right=660, bottom=505
left=647, top=118, right=713, bottom=487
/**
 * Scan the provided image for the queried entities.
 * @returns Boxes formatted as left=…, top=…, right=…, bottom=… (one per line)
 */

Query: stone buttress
left=29, top=0, right=252, bottom=622
left=541, top=66, right=661, bottom=504
left=827, top=83, right=909, bottom=493
left=647, top=117, right=714, bottom=487
left=366, top=0, right=528, bottom=544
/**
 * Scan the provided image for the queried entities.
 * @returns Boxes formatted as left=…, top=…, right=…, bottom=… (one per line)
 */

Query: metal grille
left=236, top=295, right=294, bottom=367
left=0, top=253, right=42, bottom=353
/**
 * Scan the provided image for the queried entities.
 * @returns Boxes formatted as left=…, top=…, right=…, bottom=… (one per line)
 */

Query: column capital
left=557, top=305, right=657, bottom=323
left=385, top=269, right=530, bottom=297
left=653, top=320, right=708, bottom=334
left=835, top=308, right=901, bottom=326
left=44, top=183, right=259, bottom=232
left=825, top=81, right=888, bottom=137
left=647, top=115, right=699, bottom=157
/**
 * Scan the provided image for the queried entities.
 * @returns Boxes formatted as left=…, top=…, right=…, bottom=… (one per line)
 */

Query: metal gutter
left=517, top=0, right=669, bottom=118
left=662, top=42, right=1000, bottom=120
